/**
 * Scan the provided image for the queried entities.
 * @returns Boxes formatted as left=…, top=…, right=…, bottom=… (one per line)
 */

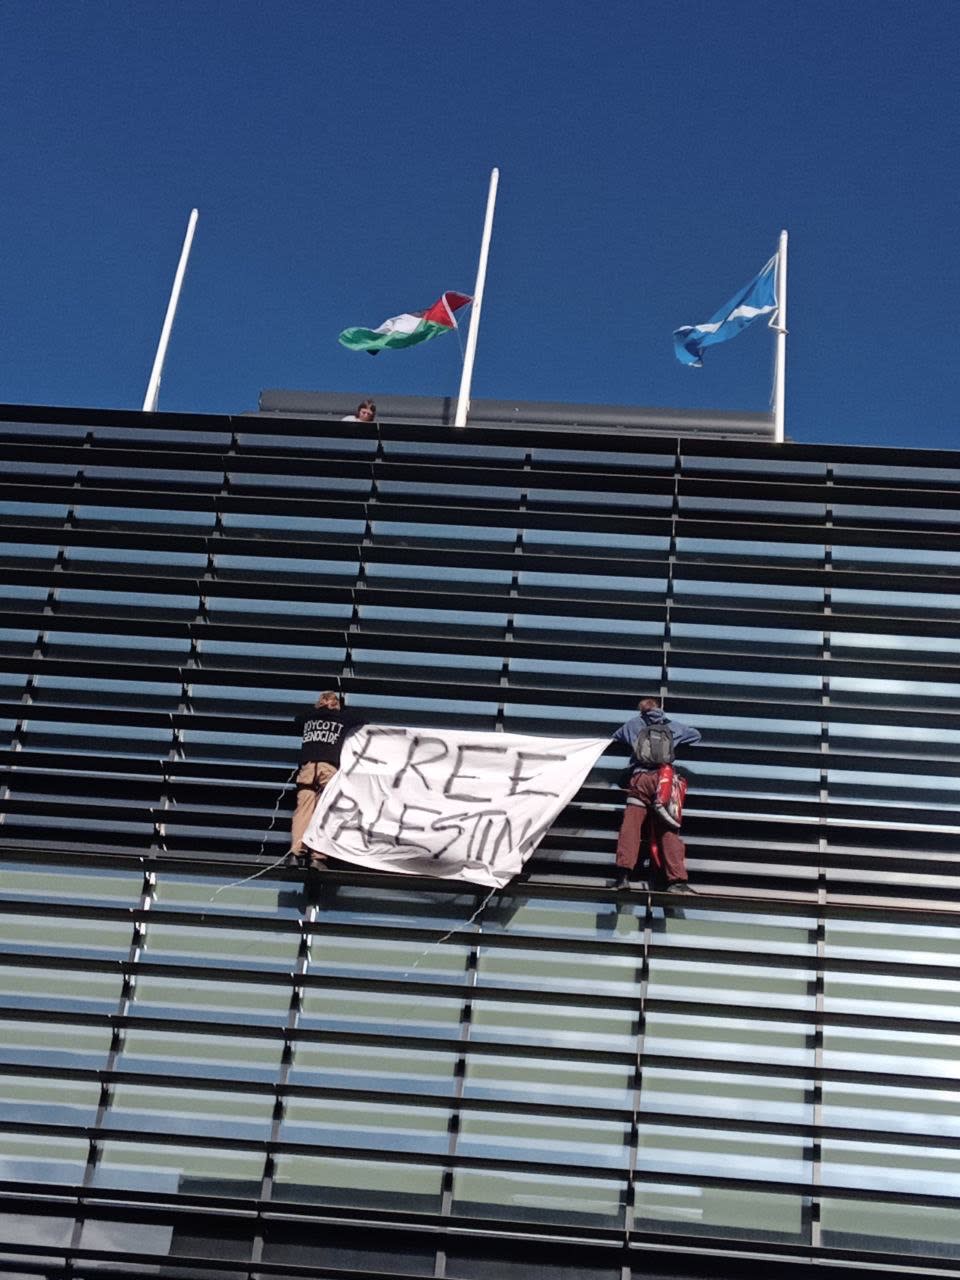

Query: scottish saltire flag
left=674, top=254, right=778, bottom=367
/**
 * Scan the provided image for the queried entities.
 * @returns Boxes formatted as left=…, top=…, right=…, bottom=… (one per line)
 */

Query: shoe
left=666, top=880, right=696, bottom=895
left=614, top=868, right=631, bottom=890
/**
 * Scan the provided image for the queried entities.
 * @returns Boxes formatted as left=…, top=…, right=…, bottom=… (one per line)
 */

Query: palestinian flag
left=339, top=291, right=472, bottom=355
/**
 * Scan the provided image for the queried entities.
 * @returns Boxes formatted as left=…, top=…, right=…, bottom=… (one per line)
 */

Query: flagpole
left=142, top=208, right=199, bottom=413
left=773, top=228, right=788, bottom=444
left=455, top=168, right=499, bottom=428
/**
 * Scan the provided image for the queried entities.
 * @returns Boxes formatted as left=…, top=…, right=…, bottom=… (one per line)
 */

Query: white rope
left=208, top=766, right=298, bottom=902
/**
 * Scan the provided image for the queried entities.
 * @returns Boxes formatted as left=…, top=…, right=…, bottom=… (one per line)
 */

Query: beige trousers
left=291, top=761, right=337, bottom=850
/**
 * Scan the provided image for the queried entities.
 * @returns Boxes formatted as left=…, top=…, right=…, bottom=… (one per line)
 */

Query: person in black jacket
left=289, top=691, right=363, bottom=869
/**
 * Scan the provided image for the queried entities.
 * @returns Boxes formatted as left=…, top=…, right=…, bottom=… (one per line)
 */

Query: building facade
left=1, top=397, right=959, bottom=1278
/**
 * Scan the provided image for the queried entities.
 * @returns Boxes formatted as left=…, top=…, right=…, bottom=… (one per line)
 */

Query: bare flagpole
left=142, top=208, right=199, bottom=413
left=772, top=228, right=788, bottom=444
left=455, top=168, right=499, bottom=428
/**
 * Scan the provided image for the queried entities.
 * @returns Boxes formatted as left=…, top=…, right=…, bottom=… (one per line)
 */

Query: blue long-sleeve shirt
left=611, top=708, right=701, bottom=771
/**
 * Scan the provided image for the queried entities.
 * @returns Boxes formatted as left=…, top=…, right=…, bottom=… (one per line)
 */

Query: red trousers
left=615, top=768, right=688, bottom=884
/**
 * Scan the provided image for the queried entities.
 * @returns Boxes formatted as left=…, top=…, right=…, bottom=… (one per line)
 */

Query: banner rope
left=208, top=765, right=299, bottom=902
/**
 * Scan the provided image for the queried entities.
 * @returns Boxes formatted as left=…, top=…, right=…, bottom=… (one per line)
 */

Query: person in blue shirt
left=611, top=696, right=701, bottom=893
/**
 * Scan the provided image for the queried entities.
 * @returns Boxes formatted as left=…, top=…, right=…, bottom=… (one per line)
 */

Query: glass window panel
left=471, top=998, right=637, bottom=1052
left=673, top=578, right=824, bottom=602
left=371, top=520, right=516, bottom=545
left=299, top=987, right=463, bottom=1038
left=476, top=947, right=641, bottom=998
left=235, top=432, right=377, bottom=455
left=822, top=1082, right=960, bottom=1138
left=0, top=1076, right=100, bottom=1126
left=359, top=604, right=508, bottom=629
left=366, top=561, right=512, bottom=585
left=671, top=622, right=822, bottom=646
left=0, top=965, right=122, bottom=1015
left=91, top=1141, right=263, bottom=1194
left=143, top=922, right=298, bottom=970
left=512, top=611, right=663, bottom=638
left=56, top=587, right=198, bottom=612
left=155, top=871, right=296, bottom=918
left=213, top=552, right=358, bottom=576
left=0, top=1133, right=88, bottom=1185
left=516, top=571, right=664, bottom=598
left=118, top=1028, right=283, bottom=1081
left=637, top=1124, right=807, bottom=1182
left=676, top=538, right=825, bottom=560
left=315, top=886, right=485, bottom=932
left=73, top=504, right=214, bottom=528
left=832, top=630, right=960, bottom=654
left=832, top=587, right=960, bottom=611
left=833, top=543, right=960, bottom=568
left=205, top=593, right=352, bottom=618
left=641, top=1067, right=811, bottom=1125
left=0, top=500, right=69, bottom=521
left=66, top=545, right=207, bottom=568
left=680, top=496, right=826, bottom=517
left=643, top=1013, right=813, bottom=1068
left=44, top=630, right=190, bottom=653
left=83, top=465, right=221, bottom=487
left=221, top=511, right=366, bottom=536
left=483, top=894, right=645, bottom=941
left=227, top=470, right=371, bottom=493
left=309, top=933, right=469, bottom=984
left=463, top=1053, right=633, bottom=1108
left=272, top=1153, right=442, bottom=1210
left=648, top=957, right=815, bottom=1011
left=525, top=527, right=669, bottom=551
left=378, top=480, right=521, bottom=501
left=106, top=1083, right=273, bottom=1141
left=669, top=664, right=822, bottom=690
left=33, top=674, right=182, bottom=708
left=0, top=864, right=141, bottom=907
left=91, top=425, right=229, bottom=447
left=822, top=1026, right=960, bottom=1078
left=533, top=447, right=672, bottom=469
left=452, top=1167, right=625, bottom=1227
left=0, top=912, right=132, bottom=961
left=528, top=487, right=670, bottom=510
left=684, top=457, right=825, bottom=477
left=131, top=974, right=288, bottom=1025
left=0, top=1020, right=111, bottom=1071
left=834, top=503, right=959, bottom=525
left=824, top=971, right=960, bottom=1021
left=831, top=674, right=958, bottom=699
left=508, top=656, right=661, bottom=686
left=289, top=1042, right=458, bottom=1097
left=353, top=647, right=501, bottom=672
left=635, top=1183, right=805, bottom=1239
left=458, top=1111, right=628, bottom=1169
left=826, top=918, right=960, bottom=966
left=821, top=1197, right=960, bottom=1256
left=386, top=441, right=525, bottom=461
left=821, top=1138, right=960, bottom=1195
left=280, top=1096, right=450, bottom=1153
left=0, top=539, right=58, bottom=561
left=0, top=1210, right=73, bottom=1247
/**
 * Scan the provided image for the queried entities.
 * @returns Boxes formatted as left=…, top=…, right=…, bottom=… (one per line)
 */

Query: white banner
left=303, top=725, right=608, bottom=887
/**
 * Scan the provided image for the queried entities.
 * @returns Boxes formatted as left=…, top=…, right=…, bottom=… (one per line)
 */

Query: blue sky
left=1, top=1, right=957, bottom=448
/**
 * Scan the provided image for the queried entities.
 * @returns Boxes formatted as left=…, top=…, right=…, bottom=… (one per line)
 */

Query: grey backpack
left=633, top=723, right=675, bottom=767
